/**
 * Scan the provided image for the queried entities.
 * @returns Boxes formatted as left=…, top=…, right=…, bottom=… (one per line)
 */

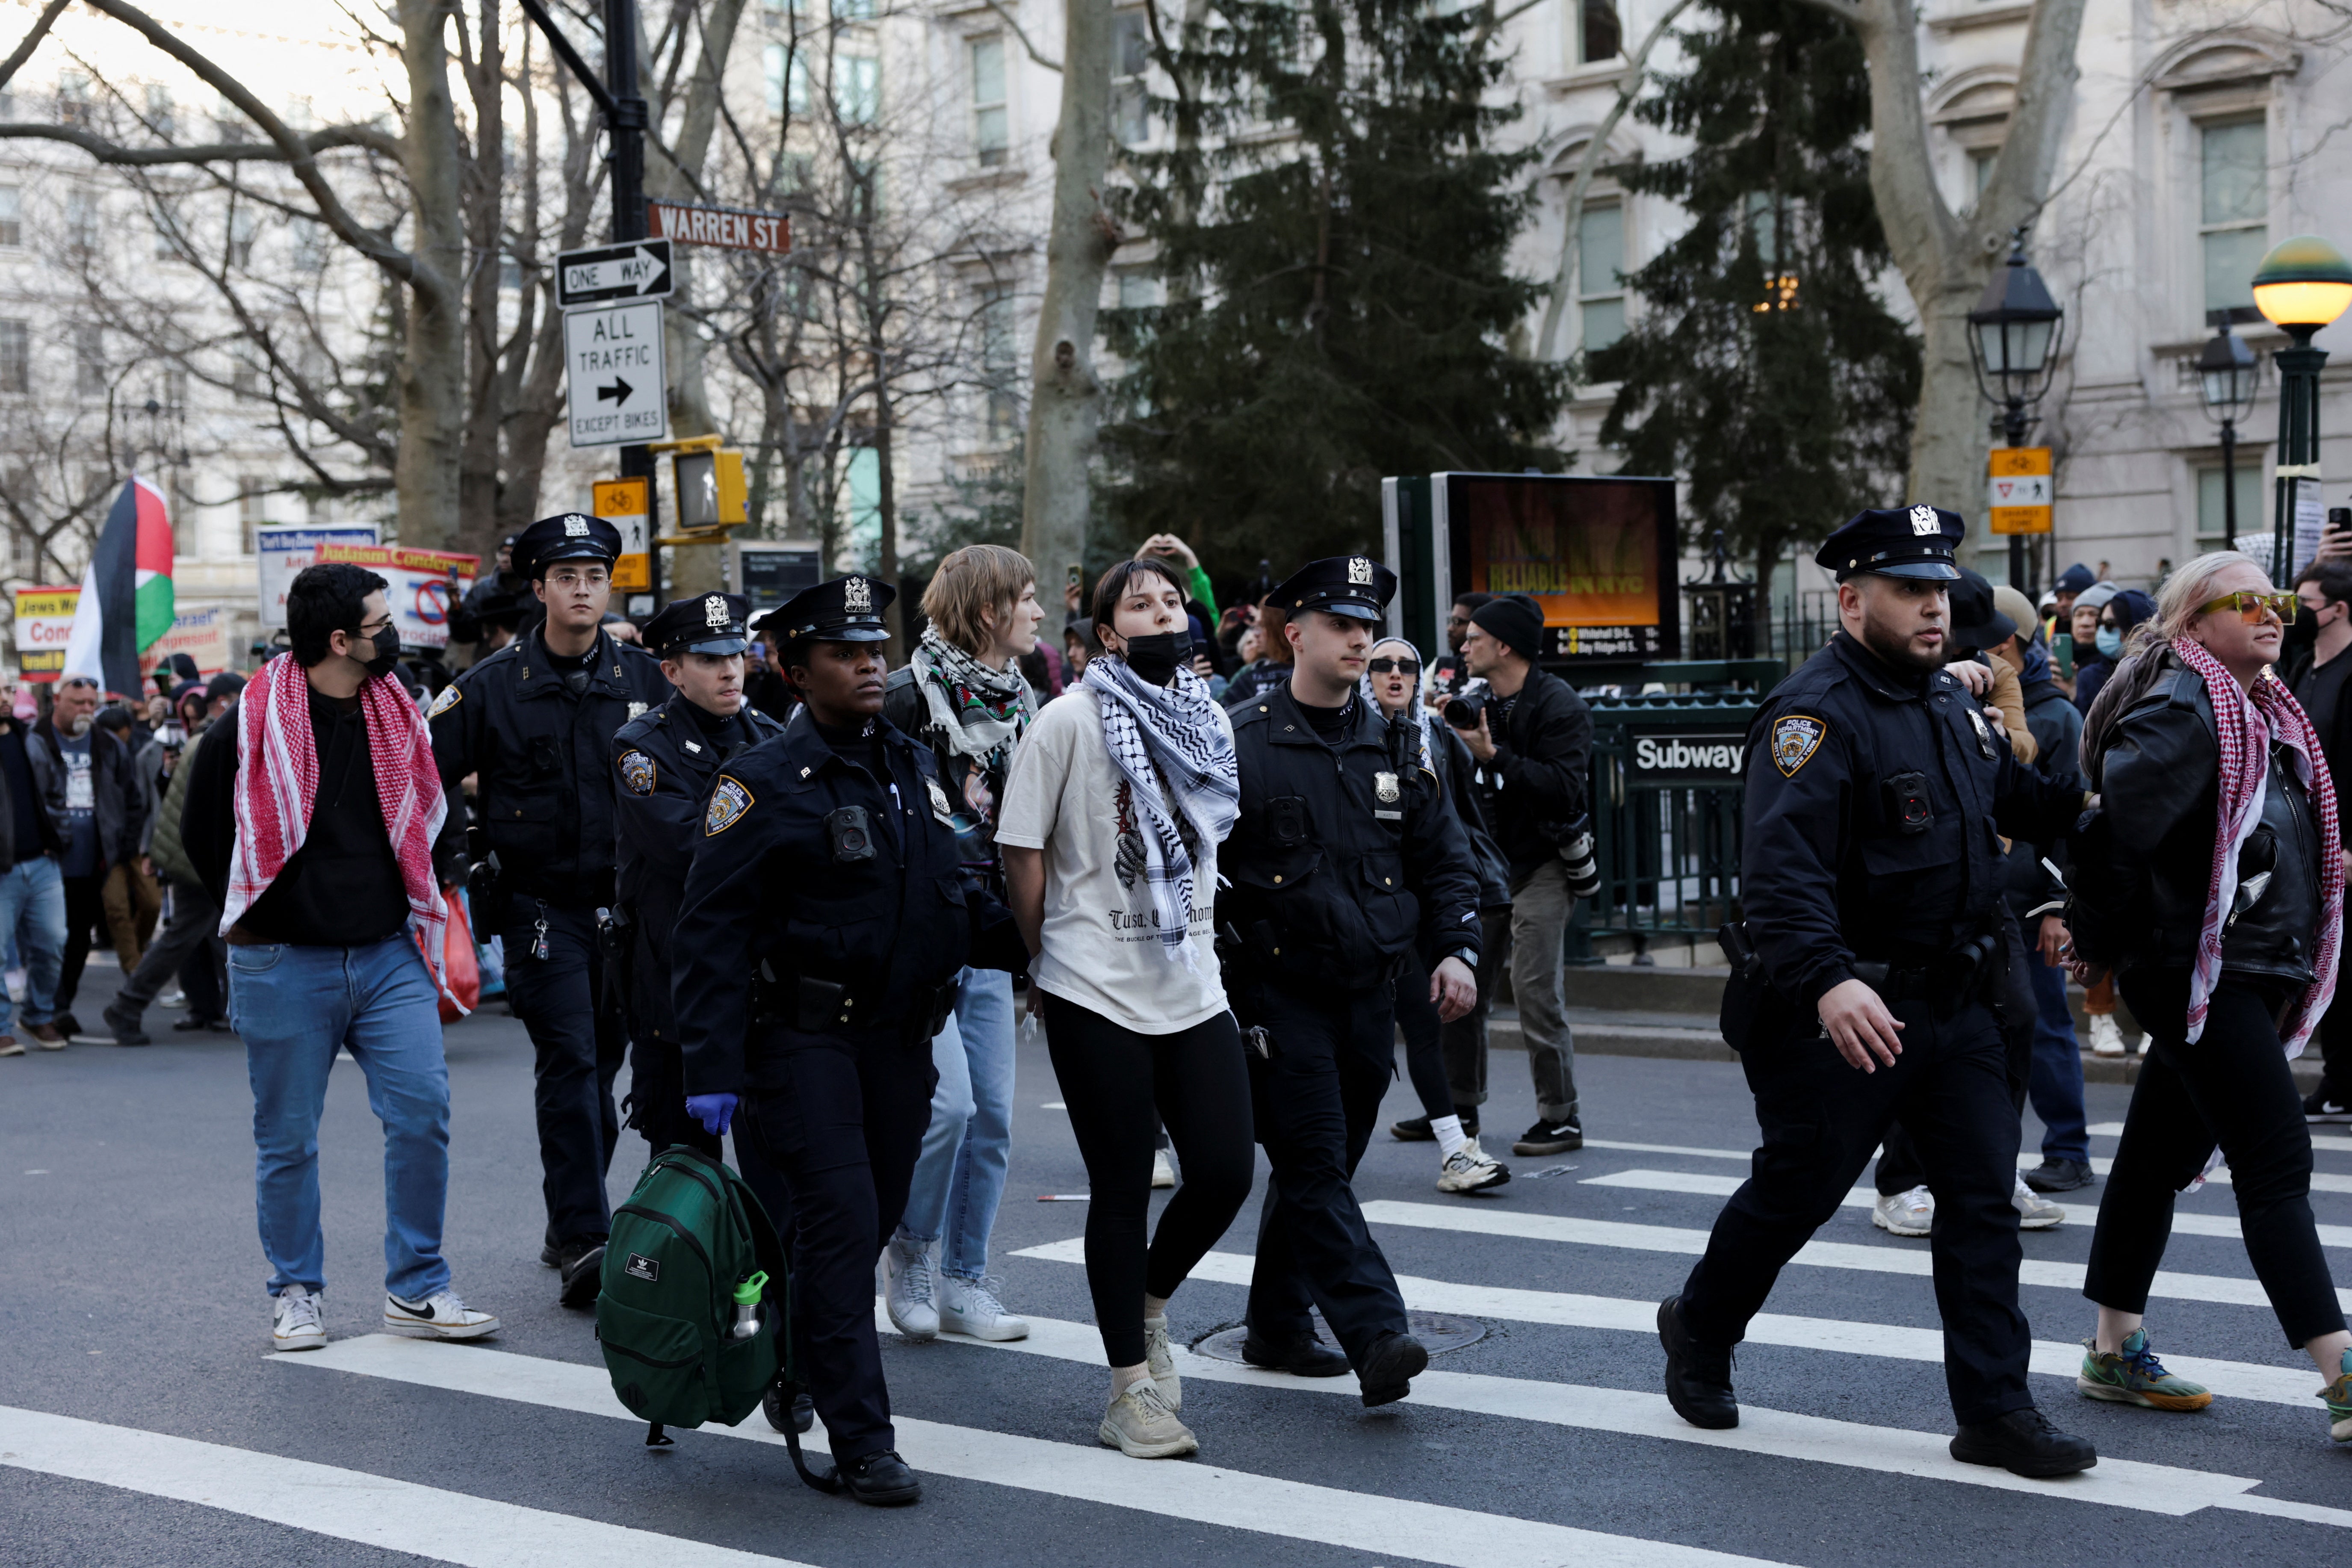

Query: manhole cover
left=1191, top=1311, right=1487, bottom=1364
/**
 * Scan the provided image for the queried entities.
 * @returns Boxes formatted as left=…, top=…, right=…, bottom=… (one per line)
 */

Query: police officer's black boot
left=1358, top=1330, right=1430, bottom=1408
left=555, top=1240, right=606, bottom=1308
left=1949, top=1407, right=2097, bottom=1477
left=1241, top=1328, right=1351, bottom=1378
left=840, top=1449, right=922, bottom=1506
left=1657, top=1295, right=1737, bottom=1429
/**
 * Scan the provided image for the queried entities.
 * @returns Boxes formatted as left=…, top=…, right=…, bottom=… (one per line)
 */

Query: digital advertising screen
left=1439, top=473, right=1678, bottom=663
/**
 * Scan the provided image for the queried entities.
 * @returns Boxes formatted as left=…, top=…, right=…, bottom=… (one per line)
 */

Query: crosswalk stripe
left=887, top=1305, right=2299, bottom=1519
left=0, top=1403, right=809, bottom=1568
left=284, top=1336, right=1784, bottom=1568
left=2088, top=1121, right=2352, bottom=1156
left=1581, top=1168, right=2352, bottom=1249
left=1586, top=1134, right=2352, bottom=1196
left=1356, top=1199, right=2352, bottom=1311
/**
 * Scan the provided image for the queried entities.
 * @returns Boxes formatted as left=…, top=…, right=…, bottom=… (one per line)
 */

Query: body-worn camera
left=825, top=805, right=875, bottom=862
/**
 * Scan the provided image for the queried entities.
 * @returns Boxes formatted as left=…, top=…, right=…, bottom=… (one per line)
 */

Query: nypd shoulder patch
left=618, top=750, right=656, bottom=797
left=427, top=684, right=462, bottom=720
left=1770, top=714, right=1827, bottom=777
left=705, top=775, right=753, bottom=836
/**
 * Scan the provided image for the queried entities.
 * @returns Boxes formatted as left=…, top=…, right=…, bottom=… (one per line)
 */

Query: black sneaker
left=2021, top=1157, right=2095, bottom=1193
left=1241, top=1330, right=1351, bottom=1377
left=1949, top=1406, right=2096, bottom=1476
left=556, top=1240, right=606, bottom=1308
left=841, top=1449, right=922, bottom=1506
left=52, top=1012, right=82, bottom=1039
left=96, top=1002, right=149, bottom=1047
left=1391, top=1114, right=1436, bottom=1141
left=1357, top=1330, right=1429, bottom=1408
left=1513, top=1118, right=1582, bottom=1156
left=1657, top=1295, right=1737, bottom=1429
left=2307, top=1089, right=2352, bottom=1125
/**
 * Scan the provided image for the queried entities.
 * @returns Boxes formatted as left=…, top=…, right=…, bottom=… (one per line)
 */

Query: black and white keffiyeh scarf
left=914, top=623, right=1035, bottom=766
left=1082, top=653, right=1240, bottom=965
left=1359, top=637, right=1437, bottom=779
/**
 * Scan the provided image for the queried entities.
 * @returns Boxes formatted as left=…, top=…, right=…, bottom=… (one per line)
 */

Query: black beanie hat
left=1469, top=594, right=1543, bottom=662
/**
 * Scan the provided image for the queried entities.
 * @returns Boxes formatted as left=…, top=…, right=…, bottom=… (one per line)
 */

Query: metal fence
left=1569, top=692, right=1758, bottom=960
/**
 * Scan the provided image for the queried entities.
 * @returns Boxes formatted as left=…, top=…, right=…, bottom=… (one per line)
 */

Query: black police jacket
left=1741, top=632, right=2086, bottom=1011
left=612, top=693, right=786, bottom=1045
left=2074, top=661, right=2323, bottom=985
left=429, top=623, right=671, bottom=913
left=672, top=708, right=1024, bottom=1095
left=1221, top=684, right=1483, bottom=992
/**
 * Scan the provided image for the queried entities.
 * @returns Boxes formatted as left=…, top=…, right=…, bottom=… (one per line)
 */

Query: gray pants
left=1442, top=908, right=1511, bottom=1109
left=111, top=877, right=222, bottom=1021
left=1509, top=859, right=1579, bottom=1122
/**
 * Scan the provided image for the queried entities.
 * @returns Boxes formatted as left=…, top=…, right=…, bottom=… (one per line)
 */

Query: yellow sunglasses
left=2196, top=589, right=2299, bottom=624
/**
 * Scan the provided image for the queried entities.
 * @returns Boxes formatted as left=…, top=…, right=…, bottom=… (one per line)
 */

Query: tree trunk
left=1020, top=0, right=1116, bottom=583
left=1841, top=0, right=2086, bottom=514
left=394, top=0, right=466, bottom=549
left=456, top=0, right=504, bottom=560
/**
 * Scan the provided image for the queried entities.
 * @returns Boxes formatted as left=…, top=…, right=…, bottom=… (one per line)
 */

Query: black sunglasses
left=1366, top=657, right=1420, bottom=676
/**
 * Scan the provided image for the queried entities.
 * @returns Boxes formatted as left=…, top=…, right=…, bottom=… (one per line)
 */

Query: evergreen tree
left=1589, top=0, right=1919, bottom=623
left=1102, top=0, right=1567, bottom=575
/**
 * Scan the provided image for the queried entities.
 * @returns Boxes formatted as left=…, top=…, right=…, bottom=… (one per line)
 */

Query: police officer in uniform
left=671, top=575, right=1024, bottom=1506
left=1221, top=555, right=1482, bottom=1408
left=1658, top=505, right=2098, bottom=1477
left=611, top=592, right=786, bottom=1156
left=429, top=512, right=671, bottom=1308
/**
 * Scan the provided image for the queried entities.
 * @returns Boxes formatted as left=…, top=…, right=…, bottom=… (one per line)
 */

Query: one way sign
left=557, top=238, right=673, bottom=308
left=564, top=301, right=669, bottom=449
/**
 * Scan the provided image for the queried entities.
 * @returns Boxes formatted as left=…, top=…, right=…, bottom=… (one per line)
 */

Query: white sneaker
left=1872, top=1185, right=1934, bottom=1237
left=384, top=1288, right=501, bottom=1340
left=938, top=1274, right=1029, bottom=1341
left=1436, top=1137, right=1512, bottom=1194
left=271, top=1285, right=326, bottom=1352
left=1151, top=1148, right=1176, bottom=1189
left=2012, top=1175, right=2065, bottom=1230
left=2087, top=1014, right=2128, bottom=1057
left=1099, top=1380, right=1197, bottom=1459
left=158, top=987, right=189, bottom=1010
left=1143, top=1313, right=1181, bottom=1411
left=883, top=1233, right=938, bottom=1340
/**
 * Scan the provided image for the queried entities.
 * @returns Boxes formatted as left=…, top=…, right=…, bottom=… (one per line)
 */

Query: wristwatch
left=1448, top=948, right=1479, bottom=969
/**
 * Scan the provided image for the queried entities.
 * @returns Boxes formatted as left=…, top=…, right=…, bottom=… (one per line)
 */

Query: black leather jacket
left=2077, top=664, right=2322, bottom=984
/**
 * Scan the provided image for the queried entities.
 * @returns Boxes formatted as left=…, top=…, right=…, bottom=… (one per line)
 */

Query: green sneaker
left=2322, top=1349, right=2352, bottom=1443
left=2077, top=1328, right=2213, bottom=1411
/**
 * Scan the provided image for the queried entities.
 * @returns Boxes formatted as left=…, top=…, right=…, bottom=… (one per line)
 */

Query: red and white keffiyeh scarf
left=222, top=652, right=455, bottom=1001
left=2171, top=635, right=2343, bottom=1054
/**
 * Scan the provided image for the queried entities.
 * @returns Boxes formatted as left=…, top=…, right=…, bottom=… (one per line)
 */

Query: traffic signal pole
left=521, top=0, right=662, bottom=610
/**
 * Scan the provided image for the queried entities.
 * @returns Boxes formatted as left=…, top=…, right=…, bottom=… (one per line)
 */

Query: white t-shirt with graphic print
left=996, top=688, right=1231, bottom=1035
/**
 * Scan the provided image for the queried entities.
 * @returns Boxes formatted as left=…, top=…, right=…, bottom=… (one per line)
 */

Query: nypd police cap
left=645, top=592, right=752, bottom=658
left=513, top=511, right=622, bottom=578
left=1270, top=554, right=1398, bottom=623
left=766, top=573, right=894, bottom=644
left=1815, top=505, right=1966, bottom=582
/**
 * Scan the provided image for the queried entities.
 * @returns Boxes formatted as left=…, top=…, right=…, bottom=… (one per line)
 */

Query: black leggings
left=2085, top=967, right=2346, bottom=1348
left=1394, top=953, right=1453, bottom=1122
left=1042, top=992, right=1256, bottom=1366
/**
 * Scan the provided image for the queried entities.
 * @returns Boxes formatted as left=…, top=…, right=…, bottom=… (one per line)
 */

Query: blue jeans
left=230, top=934, right=452, bottom=1302
left=896, top=967, right=1016, bottom=1281
left=2027, top=950, right=2090, bottom=1163
left=0, top=856, right=65, bottom=1033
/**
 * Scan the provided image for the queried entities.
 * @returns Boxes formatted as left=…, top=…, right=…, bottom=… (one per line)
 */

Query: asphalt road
left=5, top=963, right=2350, bottom=1568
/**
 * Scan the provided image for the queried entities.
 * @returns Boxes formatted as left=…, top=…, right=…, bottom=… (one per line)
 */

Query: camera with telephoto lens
left=1442, top=683, right=1491, bottom=732
left=1552, top=815, right=1601, bottom=899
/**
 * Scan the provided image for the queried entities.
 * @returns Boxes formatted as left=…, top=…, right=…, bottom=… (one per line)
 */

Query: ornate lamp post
left=2195, top=314, right=2260, bottom=545
left=1967, top=230, right=2065, bottom=592
left=2250, top=235, right=2352, bottom=578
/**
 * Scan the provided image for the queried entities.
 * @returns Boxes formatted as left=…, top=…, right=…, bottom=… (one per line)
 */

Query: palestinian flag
left=62, top=475, right=174, bottom=697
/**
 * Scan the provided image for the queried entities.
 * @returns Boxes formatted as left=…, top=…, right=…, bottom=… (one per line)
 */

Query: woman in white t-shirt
left=999, top=558, right=1253, bottom=1462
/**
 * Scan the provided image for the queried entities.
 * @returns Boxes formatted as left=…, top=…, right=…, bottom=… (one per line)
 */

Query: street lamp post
left=1967, top=229, right=2066, bottom=594
left=2195, top=312, right=2261, bottom=544
left=2251, top=235, right=2352, bottom=579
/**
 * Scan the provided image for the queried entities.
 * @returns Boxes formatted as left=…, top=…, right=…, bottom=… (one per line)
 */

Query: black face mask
left=1119, top=631, right=1189, bottom=685
left=359, top=624, right=401, bottom=680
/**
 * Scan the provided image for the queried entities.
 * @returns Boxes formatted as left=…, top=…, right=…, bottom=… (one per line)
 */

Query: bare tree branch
left=0, top=121, right=404, bottom=167
left=988, top=0, right=1064, bottom=73
left=0, top=0, right=70, bottom=96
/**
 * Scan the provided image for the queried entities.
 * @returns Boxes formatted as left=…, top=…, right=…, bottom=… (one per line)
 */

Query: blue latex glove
left=685, top=1093, right=737, bottom=1137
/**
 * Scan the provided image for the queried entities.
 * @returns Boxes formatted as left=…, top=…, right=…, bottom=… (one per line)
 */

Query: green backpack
left=595, top=1146, right=833, bottom=1489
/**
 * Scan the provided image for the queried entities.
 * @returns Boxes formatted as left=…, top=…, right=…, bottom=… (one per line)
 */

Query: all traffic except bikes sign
left=564, top=301, right=669, bottom=449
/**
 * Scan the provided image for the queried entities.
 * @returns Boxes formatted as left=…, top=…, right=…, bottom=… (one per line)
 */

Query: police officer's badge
left=844, top=576, right=872, bottom=613
left=704, top=595, right=730, bottom=628
left=626, top=701, right=649, bottom=719
left=1909, top=505, right=1939, bottom=536
left=926, top=777, right=955, bottom=824
left=1348, top=556, right=1374, bottom=586
left=564, top=514, right=591, bottom=537
left=427, top=684, right=461, bottom=719
left=705, top=775, right=753, bottom=835
left=1771, top=715, right=1826, bottom=777
left=618, top=750, right=656, bottom=796
left=1965, top=705, right=1998, bottom=759
left=1374, top=771, right=1401, bottom=803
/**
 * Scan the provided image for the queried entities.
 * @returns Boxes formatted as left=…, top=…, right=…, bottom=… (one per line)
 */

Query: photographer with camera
left=1446, top=594, right=1596, bottom=1156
